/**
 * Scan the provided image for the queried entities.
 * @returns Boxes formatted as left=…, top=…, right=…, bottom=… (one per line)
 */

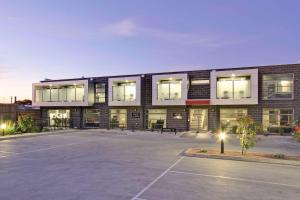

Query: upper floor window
left=157, top=79, right=182, bottom=101
left=191, top=78, right=209, bottom=85
left=263, top=74, right=293, bottom=100
left=217, top=76, right=251, bottom=99
left=112, top=81, right=136, bottom=101
left=35, top=84, right=85, bottom=103
left=95, top=83, right=105, bottom=103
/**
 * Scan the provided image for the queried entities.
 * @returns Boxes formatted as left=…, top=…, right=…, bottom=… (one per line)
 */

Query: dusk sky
left=0, top=0, right=299, bottom=102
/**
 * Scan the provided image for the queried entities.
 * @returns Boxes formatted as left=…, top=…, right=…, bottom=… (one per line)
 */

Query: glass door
left=189, top=109, right=208, bottom=132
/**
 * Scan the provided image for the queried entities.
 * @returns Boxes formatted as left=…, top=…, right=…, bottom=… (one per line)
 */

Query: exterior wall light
left=219, top=132, right=226, bottom=154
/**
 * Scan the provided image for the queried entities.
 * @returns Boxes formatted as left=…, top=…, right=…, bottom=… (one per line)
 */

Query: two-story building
left=32, top=64, right=300, bottom=133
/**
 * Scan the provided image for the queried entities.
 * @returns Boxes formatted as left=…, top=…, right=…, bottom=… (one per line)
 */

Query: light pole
left=219, top=132, right=226, bottom=154
left=1, top=123, right=7, bottom=136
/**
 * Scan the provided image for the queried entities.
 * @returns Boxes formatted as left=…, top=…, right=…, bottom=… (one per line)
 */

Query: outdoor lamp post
left=219, top=132, right=226, bottom=154
left=1, top=123, right=7, bottom=136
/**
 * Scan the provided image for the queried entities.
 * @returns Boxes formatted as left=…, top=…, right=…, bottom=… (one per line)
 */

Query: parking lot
left=0, top=130, right=299, bottom=200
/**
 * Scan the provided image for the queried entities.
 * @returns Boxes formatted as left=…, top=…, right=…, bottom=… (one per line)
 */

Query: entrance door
left=189, top=109, right=208, bottom=131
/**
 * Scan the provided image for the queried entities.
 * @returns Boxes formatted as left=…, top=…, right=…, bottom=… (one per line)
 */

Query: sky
left=0, top=0, right=300, bottom=102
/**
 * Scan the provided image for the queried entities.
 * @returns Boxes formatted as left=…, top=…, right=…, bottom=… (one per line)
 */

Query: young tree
left=236, top=116, right=261, bottom=155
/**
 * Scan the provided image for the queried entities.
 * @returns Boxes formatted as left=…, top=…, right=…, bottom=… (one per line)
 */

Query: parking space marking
left=131, top=156, right=184, bottom=200
left=169, top=170, right=300, bottom=189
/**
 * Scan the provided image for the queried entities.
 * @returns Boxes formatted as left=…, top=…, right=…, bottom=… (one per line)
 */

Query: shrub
left=17, top=115, right=39, bottom=133
left=236, top=116, right=262, bottom=155
left=294, top=131, right=300, bottom=142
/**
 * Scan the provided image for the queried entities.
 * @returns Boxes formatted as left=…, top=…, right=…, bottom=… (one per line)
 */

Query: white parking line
left=131, top=157, right=184, bottom=200
left=169, top=170, right=300, bottom=188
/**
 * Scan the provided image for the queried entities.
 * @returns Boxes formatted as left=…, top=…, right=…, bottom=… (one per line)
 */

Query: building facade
left=32, top=64, right=300, bottom=133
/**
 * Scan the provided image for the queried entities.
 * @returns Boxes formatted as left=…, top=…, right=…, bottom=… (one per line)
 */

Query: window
left=42, top=88, right=51, bottom=102
left=157, top=79, right=182, bottom=100
left=217, top=76, right=251, bottom=99
left=263, top=74, right=293, bottom=99
left=84, top=109, right=100, bottom=128
left=110, top=109, right=127, bottom=128
left=172, top=113, right=183, bottom=119
left=35, top=85, right=85, bottom=103
left=147, top=109, right=167, bottom=129
left=191, top=78, right=209, bottom=85
left=47, top=109, right=70, bottom=127
left=220, top=109, right=247, bottom=130
left=75, top=85, right=84, bottom=102
left=112, top=82, right=136, bottom=101
left=263, top=109, right=294, bottom=131
left=95, top=83, right=105, bottom=103
left=51, top=88, right=59, bottom=102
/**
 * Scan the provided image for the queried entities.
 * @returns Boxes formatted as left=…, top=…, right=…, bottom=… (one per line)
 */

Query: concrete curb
left=0, top=129, right=79, bottom=141
left=182, top=151, right=300, bottom=167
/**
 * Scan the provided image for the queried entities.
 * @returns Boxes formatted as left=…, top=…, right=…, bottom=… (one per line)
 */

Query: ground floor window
left=110, top=109, right=127, bottom=128
left=263, top=108, right=294, bottom=132
left=189, top=109, right=208, bottom=131
left=220, top=108, right=247, bottom=130
left=84, top=109, right=100, bottom=128
left=147, top=109, right=167, bottom=129
left=48, top=109, right=70, bottom=127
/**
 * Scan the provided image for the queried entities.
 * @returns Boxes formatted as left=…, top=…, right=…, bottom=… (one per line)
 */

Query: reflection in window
left=263, top=74, right=293, bottom=99
left=263, top=109, right=294, bottom=131
left=112, top=82, right=136, bottom=101
left=157, top=79, right=182, bottom=100
left=217, top=76, right=251, bottom=99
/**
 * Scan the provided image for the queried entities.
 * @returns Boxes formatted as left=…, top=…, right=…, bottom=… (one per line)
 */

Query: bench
left=161, top=127, right=177, bottom=135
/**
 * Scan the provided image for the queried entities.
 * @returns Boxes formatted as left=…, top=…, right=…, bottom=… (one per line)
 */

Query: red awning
left=186, top=99, right=210, bottom=105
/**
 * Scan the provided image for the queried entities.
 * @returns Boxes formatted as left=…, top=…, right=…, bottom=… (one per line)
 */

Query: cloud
left=98, top=19, right=250, bottom=47
left=103, top=19, right=137, bottom=37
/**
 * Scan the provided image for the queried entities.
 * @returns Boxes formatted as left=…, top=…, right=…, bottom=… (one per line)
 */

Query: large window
left=263, top=109, right=294, bottom=131
left=112, top=82, right=136, bottom=101
left=110, top=109, right=127, bottom=128
left=95, top=83, right=105, bottom=103
left=47, top=109, right=70, bottom=127
left=84, top=109, right=100, bottom=128
left=263, top=74, right=293, bottom=99
left=217, top=76, right=251, bottom=99
left=157, top=79, right=182, bottom=100
left=147, top=109, right=167, bottom=129
left=35, top=85, right=85, bottom=103
left=220, top=109, right=247, bottom=130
